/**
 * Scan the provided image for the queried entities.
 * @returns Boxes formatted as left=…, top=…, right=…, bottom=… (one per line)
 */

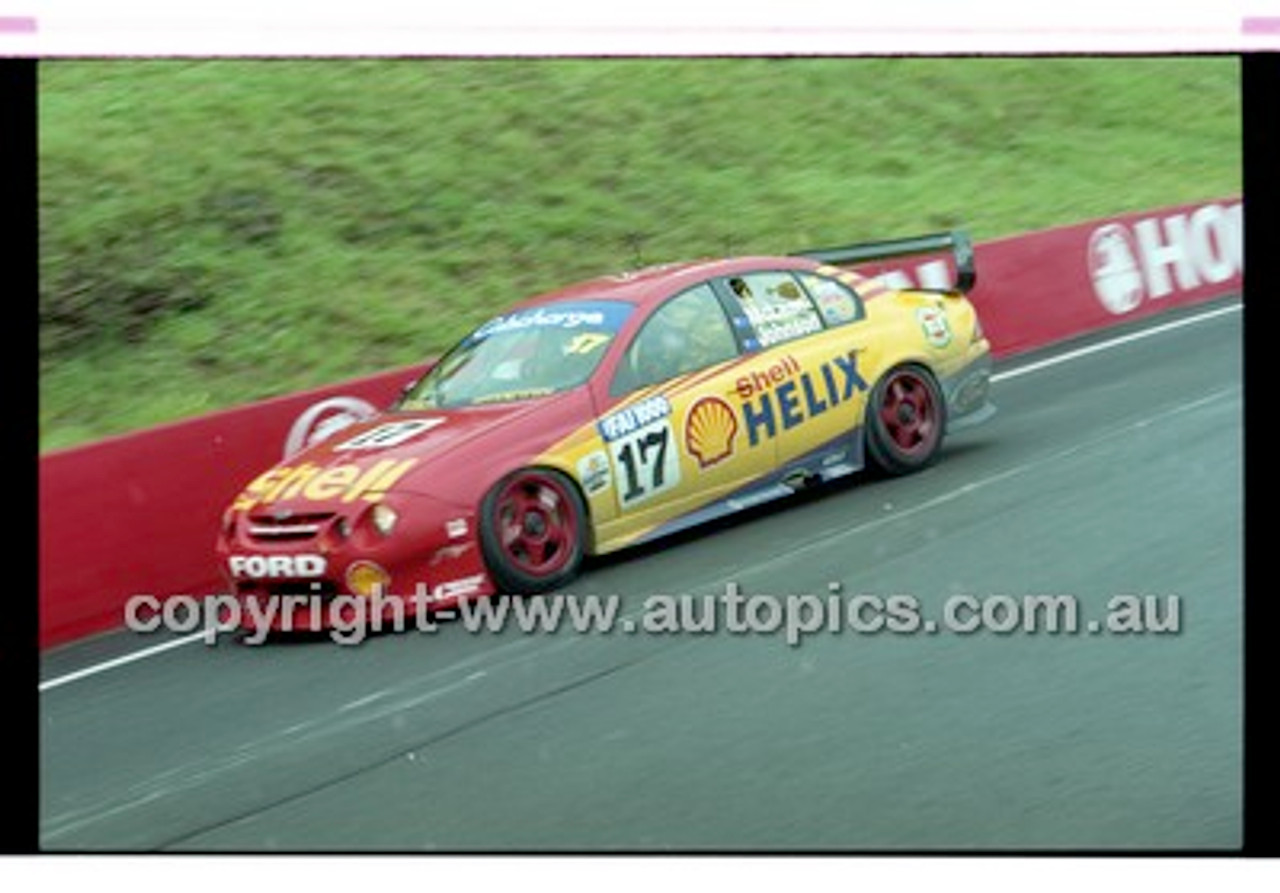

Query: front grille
left=245, top=512, right=336, bottom=542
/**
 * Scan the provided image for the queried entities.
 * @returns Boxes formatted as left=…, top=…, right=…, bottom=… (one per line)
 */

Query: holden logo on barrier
left=1088, top=223, right=1145, bottom=315
left=284, top=396, right=379, bottom=459
left=1087, top=202, right=1243, bottom=317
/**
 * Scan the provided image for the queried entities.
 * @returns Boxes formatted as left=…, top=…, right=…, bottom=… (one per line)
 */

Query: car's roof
left=508, top=255, right=837, bottom=312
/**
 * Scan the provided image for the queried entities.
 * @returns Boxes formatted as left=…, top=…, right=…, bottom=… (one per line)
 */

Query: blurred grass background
left=38, top=57, right=1241, bottom=451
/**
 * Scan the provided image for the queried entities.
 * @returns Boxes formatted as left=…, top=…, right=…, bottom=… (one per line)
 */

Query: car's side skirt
left=594, top=428, right=865, bottom=555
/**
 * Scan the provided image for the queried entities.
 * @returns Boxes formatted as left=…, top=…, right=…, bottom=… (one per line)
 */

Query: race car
left=216, top=231, right=994, bottom=627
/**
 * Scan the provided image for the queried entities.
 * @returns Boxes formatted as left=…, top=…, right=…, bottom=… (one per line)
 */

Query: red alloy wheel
left=481, top=468, right=586, bottom=593
left=866, top=365, right=946, bottom=475
left=879, top=369, right=940, bottom=455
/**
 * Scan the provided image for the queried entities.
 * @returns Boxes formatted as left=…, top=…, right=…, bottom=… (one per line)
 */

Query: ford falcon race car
left=217, top=231, right=994, bottom=628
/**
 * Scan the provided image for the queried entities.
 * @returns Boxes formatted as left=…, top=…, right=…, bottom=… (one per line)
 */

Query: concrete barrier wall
left=40, top=364, right=428, bottom=646
left=849, top=198, right=1243, bottom=356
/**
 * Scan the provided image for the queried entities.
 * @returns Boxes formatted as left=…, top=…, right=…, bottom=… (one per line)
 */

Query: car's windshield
left=396, top=300, right=634, bottom=409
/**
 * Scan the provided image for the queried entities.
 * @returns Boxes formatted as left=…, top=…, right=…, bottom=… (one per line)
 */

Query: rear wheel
left=865, top=364, right=946, bottom=475
left=479, top=468, right=586, bottom=595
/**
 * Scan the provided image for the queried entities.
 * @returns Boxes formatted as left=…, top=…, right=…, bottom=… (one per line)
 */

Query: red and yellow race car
left=216, top=232, right=993, bottom=626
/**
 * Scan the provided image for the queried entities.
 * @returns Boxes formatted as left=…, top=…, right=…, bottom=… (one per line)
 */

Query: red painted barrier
left=848, top=198, right=1243, bottom=355
left=39, top=363, right=429, bottom=646
left=38, top=197, right=1241, bottom=648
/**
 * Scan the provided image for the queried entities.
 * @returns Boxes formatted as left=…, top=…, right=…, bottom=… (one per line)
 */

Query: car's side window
left=797, top=272, right=866, bottom=327
left=611, top=284, right=740, bottom=396
left=722, top=271, right=825, bottom=349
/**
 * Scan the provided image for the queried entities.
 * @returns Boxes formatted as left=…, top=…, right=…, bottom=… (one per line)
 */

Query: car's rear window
left=722, top=271, right=825, bottom=348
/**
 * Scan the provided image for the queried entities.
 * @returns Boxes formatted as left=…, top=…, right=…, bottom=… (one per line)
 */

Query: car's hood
left=230, top=401, right=554, bottom=515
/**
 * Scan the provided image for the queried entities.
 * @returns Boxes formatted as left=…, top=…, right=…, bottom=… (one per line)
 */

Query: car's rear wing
left=793, top=230, right=976, bottom=295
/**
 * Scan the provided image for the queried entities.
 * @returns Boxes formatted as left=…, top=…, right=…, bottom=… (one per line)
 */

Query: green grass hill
left=39, top=57, right=1241, bottom=451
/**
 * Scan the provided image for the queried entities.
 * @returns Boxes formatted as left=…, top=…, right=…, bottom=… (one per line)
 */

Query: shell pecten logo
left=685, top=396, right=739, bottom=469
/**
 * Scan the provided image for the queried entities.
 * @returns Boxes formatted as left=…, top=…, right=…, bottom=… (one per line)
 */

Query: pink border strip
left=0, top=16, right=36, bottom=33
left=1242, top=16, right=1280, bottom=34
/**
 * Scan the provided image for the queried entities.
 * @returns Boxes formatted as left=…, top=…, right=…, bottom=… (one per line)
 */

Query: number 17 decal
left=610, top=419, right=680, bottom=507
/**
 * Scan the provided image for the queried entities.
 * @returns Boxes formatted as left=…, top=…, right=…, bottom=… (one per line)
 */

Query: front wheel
left=479, top=468, right=587, bottom=595
left=865, top=364, right=947, bottom=475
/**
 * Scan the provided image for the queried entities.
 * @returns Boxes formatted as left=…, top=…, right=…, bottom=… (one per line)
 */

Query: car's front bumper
left=215, top=495, right=497, bottom=635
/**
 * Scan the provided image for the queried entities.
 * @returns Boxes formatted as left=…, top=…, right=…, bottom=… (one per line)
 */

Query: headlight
left=370, top=503, right=399, bottom=537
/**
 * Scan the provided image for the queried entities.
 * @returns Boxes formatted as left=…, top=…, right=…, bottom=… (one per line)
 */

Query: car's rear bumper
left=942, top=350, right=995, bottom=432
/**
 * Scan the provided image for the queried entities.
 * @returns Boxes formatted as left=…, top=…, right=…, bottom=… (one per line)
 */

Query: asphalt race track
left=39, top=299, right=1243, bottom=851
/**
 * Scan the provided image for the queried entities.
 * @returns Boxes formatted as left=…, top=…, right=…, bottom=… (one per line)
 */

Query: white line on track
left=39, top=632, right=207, bottom=692
left=990, top=301, right=1241, bottom=383
left=38, top=299, right=1242, bottom=693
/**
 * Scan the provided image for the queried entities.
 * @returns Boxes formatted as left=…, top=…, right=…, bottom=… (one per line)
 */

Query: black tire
left=865, top=363, right=947, bottom=475
left=478, top=467, right=587, bottom=596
